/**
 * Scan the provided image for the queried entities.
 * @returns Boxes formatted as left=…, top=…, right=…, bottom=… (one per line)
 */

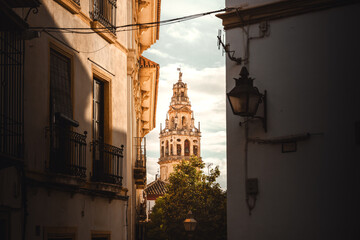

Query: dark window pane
left=93, top=78, right=104, bottom=142
left=50, top=49, right=72, bottom=123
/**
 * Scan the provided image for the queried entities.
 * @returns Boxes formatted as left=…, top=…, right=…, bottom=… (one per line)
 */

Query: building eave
left=139, top=56, right=160, bottom=137
left=216, top=0, right=359, bottom=30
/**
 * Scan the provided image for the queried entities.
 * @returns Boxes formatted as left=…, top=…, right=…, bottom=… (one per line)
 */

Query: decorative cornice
left=216, top=0, right=359, bottom=30
left=26, top=170, right=128, bottom=200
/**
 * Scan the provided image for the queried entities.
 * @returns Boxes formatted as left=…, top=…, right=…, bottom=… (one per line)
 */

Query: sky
left=143, top=0, right=227, bottom=189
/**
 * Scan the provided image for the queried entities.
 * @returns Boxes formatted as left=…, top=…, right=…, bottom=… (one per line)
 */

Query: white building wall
left=225, top=3, right=360, bottom=240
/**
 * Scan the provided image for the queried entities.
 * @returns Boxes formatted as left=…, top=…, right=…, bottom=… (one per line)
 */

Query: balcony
left=90, top=0, right=117, bottom=34
left=91, top=141, right=124, bottom=185
left=46, top=125, right=87, bottom=178
left=134, top=137, right=146, bottom=188
left=136, top=202, right=147, bottom=222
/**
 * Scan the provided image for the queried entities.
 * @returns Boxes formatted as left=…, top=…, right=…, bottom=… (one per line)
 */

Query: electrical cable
left=29, top=7, right=231, bottom=34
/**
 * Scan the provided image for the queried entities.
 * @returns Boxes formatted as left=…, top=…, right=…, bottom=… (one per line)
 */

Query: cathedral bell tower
left=158, top=69, right=201, bottom=181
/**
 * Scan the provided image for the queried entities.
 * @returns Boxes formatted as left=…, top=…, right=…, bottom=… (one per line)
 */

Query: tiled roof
left=145, top=179, right=167, bottom=200
left=139, top=56, right=159, bottom=68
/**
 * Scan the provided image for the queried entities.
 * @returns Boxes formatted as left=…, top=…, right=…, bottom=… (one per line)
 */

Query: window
left=184, top=140, right=190, bottom=156
left=50, top=48, right=77, bottom=127
left=171, top=117, right=174, bottom=129
left=177, top=144, right=181, bottom=156
left=182, top=116, right=186, bottom=127
left=165, top=141, right=169, bottom=156
left=90, top=0, right=117, bottom=33
left=49, top=48, right=87, bottom=177
left=193, top=145, right=198, bottom=156
left=93, top=78, right=105, bottom=143
left=0, top=31, right=24, bottom=160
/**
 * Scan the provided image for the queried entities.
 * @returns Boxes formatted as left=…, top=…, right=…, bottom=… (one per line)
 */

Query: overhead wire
left=29, top=7, right=231, bottom=34
left=37, top=7, right=234, bottom=54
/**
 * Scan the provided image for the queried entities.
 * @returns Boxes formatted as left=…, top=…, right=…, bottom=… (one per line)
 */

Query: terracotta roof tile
left=139, top=56, right=159, bottom=68
left=145, top=179, right=167, bottom=199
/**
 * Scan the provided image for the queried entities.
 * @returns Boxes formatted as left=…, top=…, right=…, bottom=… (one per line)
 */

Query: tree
left=146, top=157, right=227, bottom=240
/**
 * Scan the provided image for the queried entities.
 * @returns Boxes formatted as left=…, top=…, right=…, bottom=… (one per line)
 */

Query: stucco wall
left=27, top=189, right=126, bottom=239
left=22, top=1, right=132, bottom=239
left=226, top=3, right=360, bottom=240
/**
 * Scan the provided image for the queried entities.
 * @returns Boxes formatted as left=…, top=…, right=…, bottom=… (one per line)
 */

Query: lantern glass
left=184, top=211, right=197, bottom=232
left=227, top=84, right=262, bottom=117
left=248, top=92, right=262, bottom=116
left=228, top=94, right=247, bottom=114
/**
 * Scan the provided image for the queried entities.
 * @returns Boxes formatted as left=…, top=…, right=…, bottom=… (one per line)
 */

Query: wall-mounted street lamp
left=184, top=210, right=197, bottom=239
left=227, top=66, right=267, bottom=132
left=227, top=66, right=267, bottom=215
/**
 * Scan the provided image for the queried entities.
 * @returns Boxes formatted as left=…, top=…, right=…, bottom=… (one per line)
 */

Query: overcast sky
left=143, top=0, right=227, bottom=189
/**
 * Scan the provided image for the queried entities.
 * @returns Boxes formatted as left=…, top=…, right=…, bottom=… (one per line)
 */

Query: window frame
left=92, top=65, right=112, bottom=144
left=49, top=41, right=76, bottom=127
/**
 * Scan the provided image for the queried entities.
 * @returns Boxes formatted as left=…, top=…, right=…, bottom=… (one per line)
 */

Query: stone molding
left=217, top=0, right=359, bottom=30
left=26, top=170, right=128, bottom=200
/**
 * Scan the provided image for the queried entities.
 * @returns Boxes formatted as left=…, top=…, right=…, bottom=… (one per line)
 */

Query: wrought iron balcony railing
left=136, top=202, right=147, bottom=221
left=134, top=137, right=146, bottom=169
left=90, top=0, right=117, bottom=34
left=91, top=141, right=124, bottom=185
left=46, top=125, right=87, bottom=178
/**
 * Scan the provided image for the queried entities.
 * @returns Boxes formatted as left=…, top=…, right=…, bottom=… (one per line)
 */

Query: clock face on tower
left=158, top=70, right=201, bottom=182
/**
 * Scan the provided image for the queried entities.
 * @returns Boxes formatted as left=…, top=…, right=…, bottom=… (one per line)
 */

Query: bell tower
left=158, top=69, right=201, bottom=181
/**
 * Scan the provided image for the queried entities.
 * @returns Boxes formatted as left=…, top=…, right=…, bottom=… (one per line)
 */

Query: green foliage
left=146, top=157, right=227, bottom=240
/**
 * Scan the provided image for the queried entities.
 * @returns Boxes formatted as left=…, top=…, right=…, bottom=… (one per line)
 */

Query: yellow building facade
left=0, top=0, right=160, bottom=239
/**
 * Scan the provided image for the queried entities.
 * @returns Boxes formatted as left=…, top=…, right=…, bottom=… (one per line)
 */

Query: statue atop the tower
left=177, top=67, right=182, bottom=81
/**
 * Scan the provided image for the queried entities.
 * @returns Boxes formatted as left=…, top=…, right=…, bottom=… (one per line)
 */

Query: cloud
left=160, top=0, right=225, bottom=20
left=145, top=49, right=179, bottom=60
left=201, top=157, right=227, bottom=189
left=166, top=24, right=201, bottom=43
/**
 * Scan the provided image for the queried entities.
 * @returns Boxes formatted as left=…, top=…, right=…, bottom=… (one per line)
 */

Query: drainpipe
left=21, top=167, right=28, bottom=240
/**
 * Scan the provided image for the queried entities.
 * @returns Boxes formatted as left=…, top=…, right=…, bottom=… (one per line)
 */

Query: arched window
left=177, top=144, right=181, bottom=156
left=182, top=116, right=186, bottom=127
left=193, top=145, right=198, bottom=156
left=165, top=141, right=169, bottom=156
left=170, top=145, right=173, bottom=155
left=171, top=117, right=175, bottom=129
left=184, top=140, right=190, bottom=156
left=161, top=146, right=164, bottom=157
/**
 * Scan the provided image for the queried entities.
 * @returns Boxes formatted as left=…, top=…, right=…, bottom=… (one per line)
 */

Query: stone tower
left=158, top=69, right=201, bottom=181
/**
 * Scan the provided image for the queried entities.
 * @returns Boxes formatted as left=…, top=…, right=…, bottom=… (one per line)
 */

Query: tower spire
left=159, top=69, right=201, bottom=182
